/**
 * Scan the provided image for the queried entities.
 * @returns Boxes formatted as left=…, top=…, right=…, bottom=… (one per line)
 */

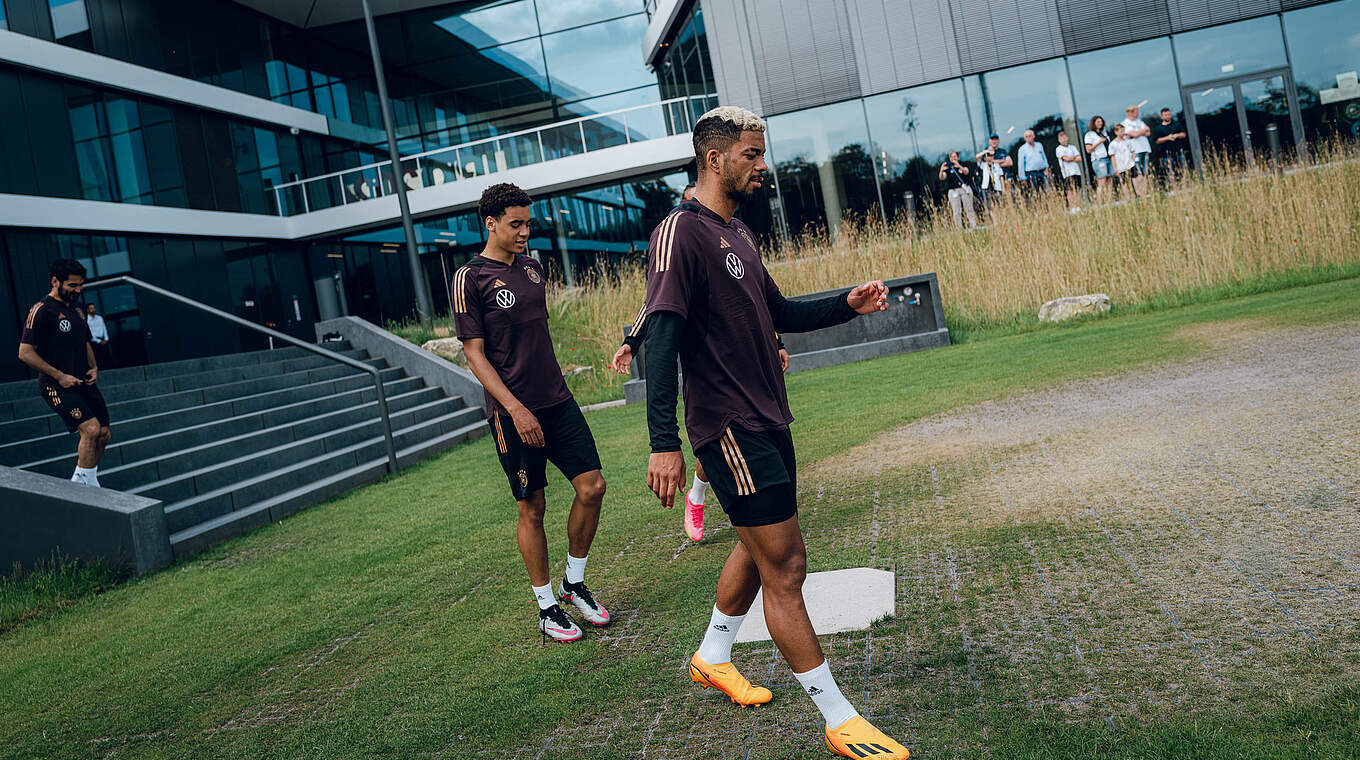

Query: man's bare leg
left=565, top=469, right=605, bottom=558
left=732, top=516, right=821, bottom=671
left=75, top=418, right=101, bottom=468
left=516, top=489, right=549, bottom=586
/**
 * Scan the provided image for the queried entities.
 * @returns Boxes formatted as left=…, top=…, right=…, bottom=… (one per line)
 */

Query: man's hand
left=846, top=281, right=889, bottom=315
left=647, top=451, right=686, bottom=509
left=611, top=344, right=633, bottom=374
left=57, top=373, right=81, bottom=389
left=84, top=368, right=97, bottom=385
left=779, top=348, right=789, bottom=372
left=509, top=405, right=545, bottom=447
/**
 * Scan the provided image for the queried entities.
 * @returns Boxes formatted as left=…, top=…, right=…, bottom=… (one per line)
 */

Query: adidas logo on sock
left=807, top=686, right=824, bottom=696
left=713, top=624, right=730, bottom=632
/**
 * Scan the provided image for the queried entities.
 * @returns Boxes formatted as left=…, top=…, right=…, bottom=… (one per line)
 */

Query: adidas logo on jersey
left=719, top=237, right=732, bottom=249
left=493, top=278, right=507, bottom=287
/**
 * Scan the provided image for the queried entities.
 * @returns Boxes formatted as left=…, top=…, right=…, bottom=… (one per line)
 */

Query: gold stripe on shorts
left=720, top=428, right=755, bottom=496
left=492, top=413, right=507, bottom=454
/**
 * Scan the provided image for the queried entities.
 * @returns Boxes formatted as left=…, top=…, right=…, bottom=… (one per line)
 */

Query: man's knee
left=575, top=472, right=605, bottom=506
left=77, top=420, right=101, bottom=439
left=765, top=552, right=808, bottom=597
left=99, top=427, right=111, bottom=445
left=517, top=493, right=546, bottom=526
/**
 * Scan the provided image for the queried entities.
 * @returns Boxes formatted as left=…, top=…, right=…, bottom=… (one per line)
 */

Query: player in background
left=638, top=107, right=912, bottom=758
left=18, top=259, right=110, bottom=487
left=453, top=183, right=611, bottom=643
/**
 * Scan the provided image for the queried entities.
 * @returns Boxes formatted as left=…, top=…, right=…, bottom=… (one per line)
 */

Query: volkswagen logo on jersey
left=58, top=319, right=72, bottom=333
left=725, top=252, right=745, bottom=280
left=495, top=289, right=516, bottom=309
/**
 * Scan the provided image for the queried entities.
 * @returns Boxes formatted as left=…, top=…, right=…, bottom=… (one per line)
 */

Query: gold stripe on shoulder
left=24, top=301, right=44, bottom=330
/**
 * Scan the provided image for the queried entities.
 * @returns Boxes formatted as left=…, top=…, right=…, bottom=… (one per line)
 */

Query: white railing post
left=537, top=130, right=546, bottom=162
left=579, top=120, right=587, bottom=153
left=339, top=175, right=348, bottom=205
left=623, top=109, right=631, bottom=144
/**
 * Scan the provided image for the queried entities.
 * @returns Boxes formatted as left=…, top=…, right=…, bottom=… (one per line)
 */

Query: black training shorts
left=694, top=425, right=797, bottom=527
left=490, top=399, right=602, bottom=501
left=40, top=382, right=110, bottom=433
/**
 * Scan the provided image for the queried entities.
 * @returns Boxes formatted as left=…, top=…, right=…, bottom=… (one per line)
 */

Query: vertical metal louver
left=950, top=0, right=1065, bottom=75
left=749, top=0, right=863, bottom=114
left=1166, top=0, right=1283, bottom=32
left=1057, top=0, right=1173, bottom=53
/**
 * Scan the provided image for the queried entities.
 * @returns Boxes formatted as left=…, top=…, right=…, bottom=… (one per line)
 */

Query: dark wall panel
left=4, top=0, right=55, bottom=40
left=19, top=76, right=82, bottom=200
left=0, top=70, right=39, bottom=196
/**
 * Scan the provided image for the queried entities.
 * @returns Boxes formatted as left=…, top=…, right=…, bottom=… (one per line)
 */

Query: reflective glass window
left=863, top=79, right=976, bottom=219
left=536, top=0, right=638, bottom=33
left=1069, top=37, right=1182, bottom=137
left=430, top=0, right=537, bottom=48
left=967, top=58, right=1079, bottom=179
left=768, top=100, right=876, bottom=234
left=1283, top=0, right=1360, bottom=142
left=49, top=0, right=90, bottom=47
left=1, top=3, right=7, bottom=30
left=542, top=15, right=654, bottom=102
left=1174, top=16, right=1287, bottom=84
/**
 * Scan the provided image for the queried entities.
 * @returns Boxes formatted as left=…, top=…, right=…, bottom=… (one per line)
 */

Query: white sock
left=793, top=660, right=859, bottom=728
left=688, top=475, right=709, bottom=504
left=73, top=465, right=98, bottom=487
left=696, top=606, right=746, bottom=665
left=564, top=554, right=587, bottom=585
left=532, top=582, right=556, bottom=610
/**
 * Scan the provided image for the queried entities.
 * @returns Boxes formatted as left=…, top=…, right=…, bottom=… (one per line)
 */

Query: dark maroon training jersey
left=20, top=296, right=92, bottom=387
left=637, top=201, right=792, bottom=450
left=452, top=254, right=573, bottom=419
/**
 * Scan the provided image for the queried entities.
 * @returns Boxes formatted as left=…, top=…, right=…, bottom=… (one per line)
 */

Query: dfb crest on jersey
left=725, top=251, right=745, bottom=279
left=495, top=289, right=516, bottom=309
left=525, top=266, right=542, bottom=284
left=58, top=319, right=72, bottom=333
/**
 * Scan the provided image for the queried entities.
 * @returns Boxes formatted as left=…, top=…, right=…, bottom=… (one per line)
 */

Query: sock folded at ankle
left=532, top=583, right=556, bottom=610
left=688, top=475, right=709, bottom=504
left=793, top=660, right=859, bottom=728
left=696, top=606, right=745, bottom=664
left=564, top=554, right=587, bottom=585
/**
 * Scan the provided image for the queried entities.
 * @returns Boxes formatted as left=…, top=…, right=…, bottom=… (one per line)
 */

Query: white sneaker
left=71, top=471, right=92, bottom=486
left=539, top=604, right=583, bottom=643
left=559, top=579, right=611, bottom=626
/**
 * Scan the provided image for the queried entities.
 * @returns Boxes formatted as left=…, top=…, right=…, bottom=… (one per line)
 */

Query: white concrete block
left=734, top=567, right=895, bottom=644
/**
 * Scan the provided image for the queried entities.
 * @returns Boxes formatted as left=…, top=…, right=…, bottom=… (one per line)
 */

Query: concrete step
left=1, top=353, right=385, bottom=425
left=0, top=366, right=411, bottom=466
left=0, top=343, right=351, bottom=403
left=168, top=417, right=488, bottom=559
left=160, top=402, right=484, bottom=537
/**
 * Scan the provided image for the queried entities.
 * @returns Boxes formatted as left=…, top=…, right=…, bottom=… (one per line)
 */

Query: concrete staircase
left=0, top=342, right=485, bottom=558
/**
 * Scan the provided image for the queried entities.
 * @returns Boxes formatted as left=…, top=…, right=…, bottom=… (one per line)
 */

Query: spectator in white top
left=85, top=303, right=111, bottom=369
left=1120, top=105, right=1152, bottom=197
left=1084, top=115, right=1113, bottom=203
left=1108, top=124, right=1137, bottom=200
left=1054, top=131, right=1083, bottom=211
left=1016, top=129, right=1050, bottom=194
left=977, top=149, right=1007, bottom=209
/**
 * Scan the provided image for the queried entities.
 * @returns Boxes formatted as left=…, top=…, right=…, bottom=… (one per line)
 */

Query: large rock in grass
left=421, top=337, right=465, bottom=365
left=1039, top=294, right=1111, bottom=323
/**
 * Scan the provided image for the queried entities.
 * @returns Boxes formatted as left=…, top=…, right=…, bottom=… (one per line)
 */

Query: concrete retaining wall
left=624, top=272, right=949, bottom=404
left=0, top=466, right=170, bottom=576
left=315, top=317, right=485, bottom=409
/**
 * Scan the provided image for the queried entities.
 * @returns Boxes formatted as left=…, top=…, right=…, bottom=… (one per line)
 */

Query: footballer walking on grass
left=453, top=183, right=611, bottom=644
left=639, top=107, right=912, bottom=758
left=17, top=258, right=111, bottom=488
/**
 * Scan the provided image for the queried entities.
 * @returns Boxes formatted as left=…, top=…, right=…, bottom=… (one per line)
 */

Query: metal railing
left=270, top=94, right=717, bottom=217
left=82, top=277, right=399, bottom=474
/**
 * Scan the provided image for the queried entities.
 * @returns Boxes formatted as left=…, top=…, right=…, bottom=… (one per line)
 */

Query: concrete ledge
left=315, top=317, right=484, bottom=410
left=734, top=567, right=896, bottom=643
left=0, top=466, right=170, bottom=576
left=623, top=272, right=950, bottom=403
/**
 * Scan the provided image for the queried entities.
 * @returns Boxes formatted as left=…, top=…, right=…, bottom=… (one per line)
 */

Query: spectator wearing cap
left=975, top=134, right=1013, bottom=180
left=1016, top=129, right=1050, bottom=193
left=1120, top=105, right=1152, bottom=197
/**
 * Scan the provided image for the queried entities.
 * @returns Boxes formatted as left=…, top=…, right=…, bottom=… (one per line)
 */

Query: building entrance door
left=1183, top=68, right=1305, bottom=168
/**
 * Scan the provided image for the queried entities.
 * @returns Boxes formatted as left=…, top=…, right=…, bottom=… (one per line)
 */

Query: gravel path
left=476, top=318, right=1360, bottom=759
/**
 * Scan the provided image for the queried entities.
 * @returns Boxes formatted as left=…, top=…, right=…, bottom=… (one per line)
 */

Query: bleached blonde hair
left=693, top=105, right=766, bottom=165
left=696, top=105, right=766, bottom=133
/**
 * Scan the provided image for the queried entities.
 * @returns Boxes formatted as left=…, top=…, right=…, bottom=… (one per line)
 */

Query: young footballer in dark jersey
left=639, top=107, right=911, bottom=758
left=453, top=183, right=610, bottom=643
left=17, top=258, right=111, bottom=487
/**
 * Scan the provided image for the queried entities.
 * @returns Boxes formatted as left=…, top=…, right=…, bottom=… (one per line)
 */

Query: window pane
left=863, top=79, right=975, bottom=219
left=1284, top=0, right=1360, bottom=143
left=50, top=0, right=90, bottom=42
left=542, top=15, right=654, bottom=102
left=428, top=0, right=537, bottom=49
left=1069, top=37, right=1182, bottom=137
left=968, top=58, right=1079, bottom=177
left=110, top=131, right=152, bottom=203
left=1174, top=16, right=1287, bottom=84
left=74, top=140, right=113, bottom=201
left=535, top=0, right=638, bottom=33
left=768, top=99, right=876, bottom=234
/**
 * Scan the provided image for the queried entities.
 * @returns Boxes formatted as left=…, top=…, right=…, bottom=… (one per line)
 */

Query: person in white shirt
left=1108, top=124, right=1137, bottom=200
left=85, top=303, right=111, bottom=368
left=1120, top=105, right=1152, bottom=197
left=1084, top=115, right=1113, bottom=203
left=1054, top=131, right=1083, bottom=211
left=976, top=149, right=1007, bottom=210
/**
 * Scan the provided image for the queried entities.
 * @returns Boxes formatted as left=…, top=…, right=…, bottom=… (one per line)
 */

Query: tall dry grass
left=396, top=141, right=1360, bottom=404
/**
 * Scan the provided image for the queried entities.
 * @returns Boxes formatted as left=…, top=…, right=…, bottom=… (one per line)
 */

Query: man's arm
left=462, top=337, right=545, bottom=447
left=17, top=344, right=81, bottom=388
left=765, top=277, right=887, bottom=333
left=644, top=311, right=686, bottom=508
left=84, top=343, right=98, bottom=384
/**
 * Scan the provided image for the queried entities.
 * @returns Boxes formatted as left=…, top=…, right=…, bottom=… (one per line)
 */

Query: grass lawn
left=2, top=277, right=1357, bottom=759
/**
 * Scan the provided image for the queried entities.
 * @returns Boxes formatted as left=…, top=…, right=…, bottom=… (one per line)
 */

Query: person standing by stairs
left=453, top=183, right=611, bottom=643
left=17, top=258, right=111, bottom=487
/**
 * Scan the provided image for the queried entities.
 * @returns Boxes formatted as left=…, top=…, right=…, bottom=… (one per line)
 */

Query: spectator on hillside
left=978, top=148, right=1007, bottom=209
left=938, top=151, right=978, bottom=228
left=1085, top=115, right=1113, bottom=203
left=85, top=303, right=112, bottom=369
left=1109, top=123, right=1138, bottom=200
left=1016, top=129, right=1050, bottom=193
left=1054, top=131, right=1083, bottom=211
left=1152, top=107, right=1190, bottom=186
left=975, top=134, right=1013, bottom=180
left=1120, top=105, right=1152, bottom=197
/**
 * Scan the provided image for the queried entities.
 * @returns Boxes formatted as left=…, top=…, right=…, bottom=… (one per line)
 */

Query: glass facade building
left=755, top=0, right=1360, bottom=236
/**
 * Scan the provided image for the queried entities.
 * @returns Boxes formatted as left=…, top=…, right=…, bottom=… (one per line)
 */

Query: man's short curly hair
left=478, top=183, right=533, bottom=222
left=49, top=258, right=86, bottom=282
left=692, top=106, right=766, bottom=163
